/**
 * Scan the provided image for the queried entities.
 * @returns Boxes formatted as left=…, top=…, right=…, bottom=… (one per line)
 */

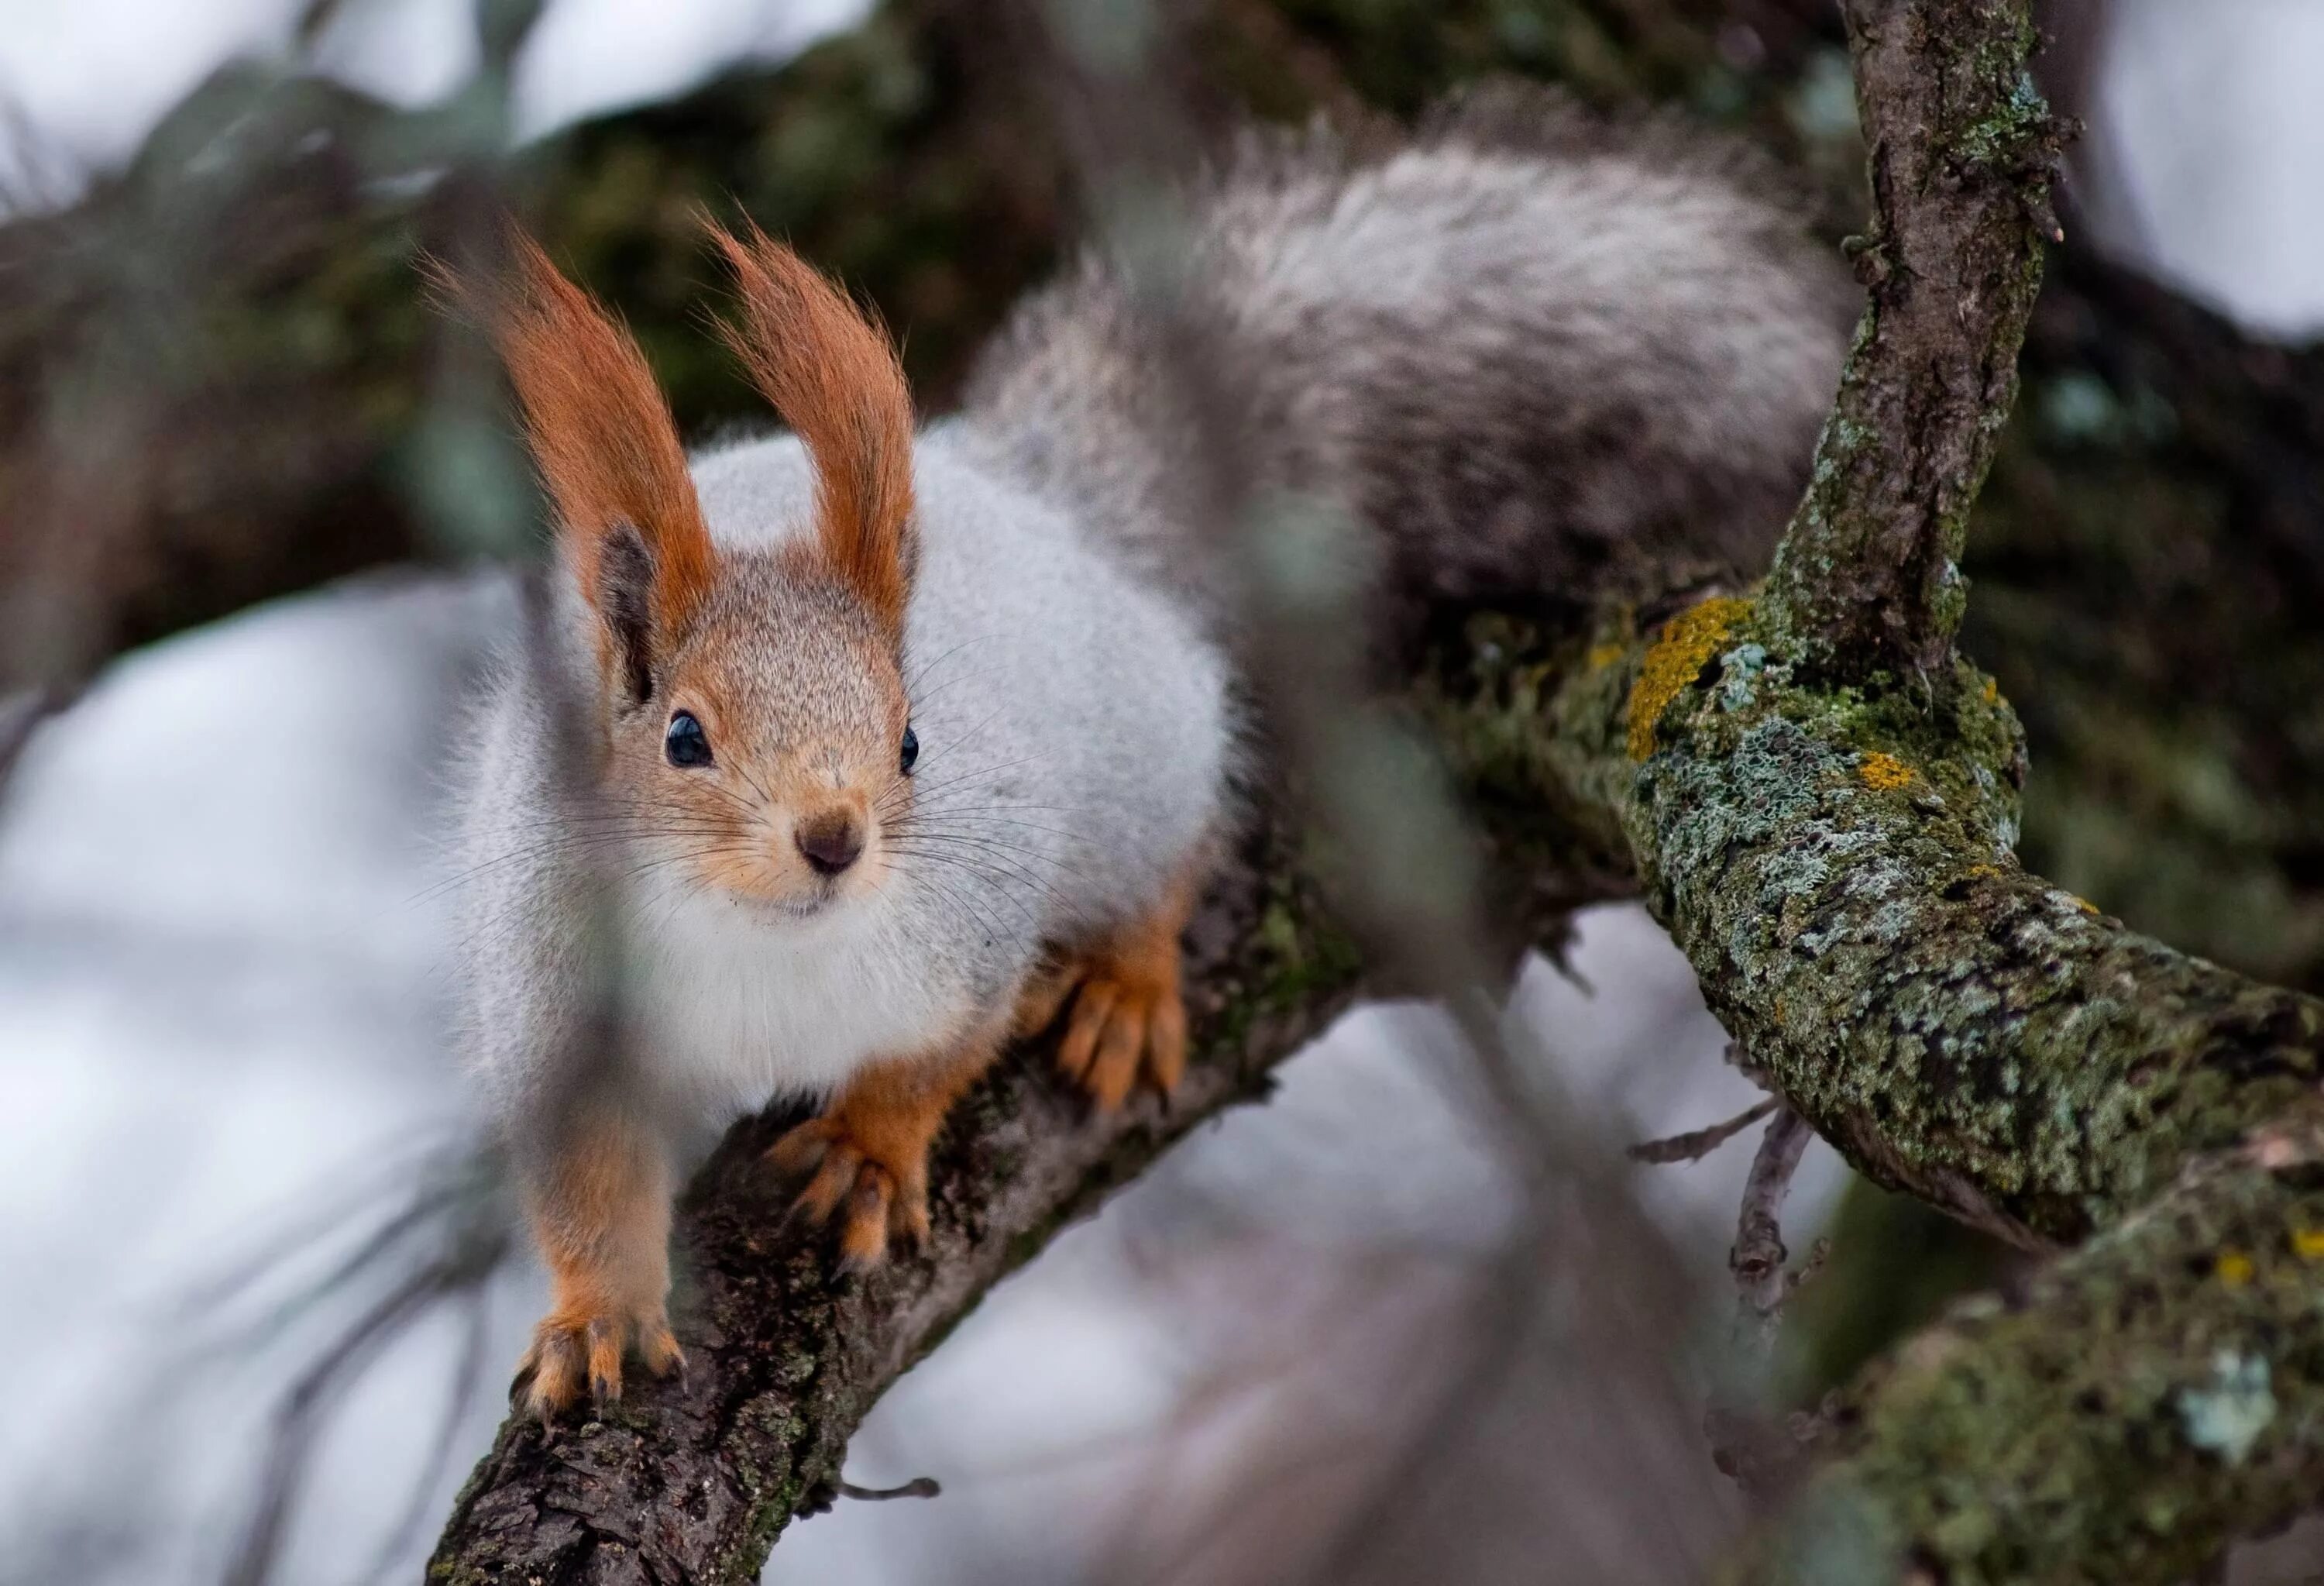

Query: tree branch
left=1421, top=607, right=2324, bottom=1251
left=1521, top=1, right=2324, bottom=1574
left=1707, top=1106, right=1827, bottom=1501
left=1745, top=1106, right=2324, bottom=1584
left=1628, top=1096, right=1780, bottom=1165
left=1761, top=0, right=2062, bottom=681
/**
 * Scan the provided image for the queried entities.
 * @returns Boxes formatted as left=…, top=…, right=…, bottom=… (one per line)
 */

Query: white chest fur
left=617, top=875, right=971, bottom=1120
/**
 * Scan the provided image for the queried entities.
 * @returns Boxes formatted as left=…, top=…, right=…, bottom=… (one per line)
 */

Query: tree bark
left=1758, top=0, right=2057, bottom=680
left=1751, top=1108, right=2324, bottom=1585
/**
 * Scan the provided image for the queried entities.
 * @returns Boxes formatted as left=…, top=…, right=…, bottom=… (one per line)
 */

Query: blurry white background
left=2, top=2, right=2322, bottom=1582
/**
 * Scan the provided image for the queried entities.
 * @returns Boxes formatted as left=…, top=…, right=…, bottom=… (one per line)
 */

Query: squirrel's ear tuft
left=709, top=218, right=916, bottom=638
left=430, top=227, right=715, bottom=708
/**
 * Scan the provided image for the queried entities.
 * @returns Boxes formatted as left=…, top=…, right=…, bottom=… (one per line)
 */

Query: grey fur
left=454, top=82, right=1849, bottom=1152
left=961, top=83, right=1855, bottom=633
left=458, top=433, right=1229, bottom=1135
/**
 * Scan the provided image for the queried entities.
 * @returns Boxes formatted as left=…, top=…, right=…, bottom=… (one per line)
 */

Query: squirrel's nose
left=795, top=810, right=865, bottom=876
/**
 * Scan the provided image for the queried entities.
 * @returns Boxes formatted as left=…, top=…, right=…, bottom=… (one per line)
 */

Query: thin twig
left=1731, top=1106, right=1815, bottom=1326
left=792, top=1475, right=943, bottom=1519
left=1707, top=1106, right=1819, bottom=1502
left=1628, top=1097, right=1779, bottom=1165
left=837, top=1477, right=941, bottom=1502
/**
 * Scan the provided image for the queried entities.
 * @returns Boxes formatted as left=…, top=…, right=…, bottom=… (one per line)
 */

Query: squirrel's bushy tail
left=960, top=83, right=1854, bottom=635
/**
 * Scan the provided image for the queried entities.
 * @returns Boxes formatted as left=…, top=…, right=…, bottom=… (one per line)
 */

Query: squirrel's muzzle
left=795, top=810, right=865, bottom=876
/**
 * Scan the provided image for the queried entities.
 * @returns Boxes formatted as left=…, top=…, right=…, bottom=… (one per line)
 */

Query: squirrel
left=447, top=83, right=1852, bottom=1418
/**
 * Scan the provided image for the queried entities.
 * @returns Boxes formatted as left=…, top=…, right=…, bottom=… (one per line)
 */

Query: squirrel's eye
left=665, top=711, right=713, bottom=769
left=899, top=724, right=919, bottom=776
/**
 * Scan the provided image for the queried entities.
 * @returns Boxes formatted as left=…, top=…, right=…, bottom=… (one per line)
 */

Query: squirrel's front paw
left=511, top=1303, right=684, bottom=1420
left=768, top=1116, right=932, bottom=1272
left=1057, top=968, right=1188, bottom=1112
left=1021, top=946, right=1188, bottom=1113
left=1016, top=871, right=1196, bottom=1113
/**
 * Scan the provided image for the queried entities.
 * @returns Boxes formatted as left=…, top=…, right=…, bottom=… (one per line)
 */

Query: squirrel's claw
left=837, top=1167, right=899, bottom=1273
left=777, top=1127, right=862, bottom=1230
left=514, top=1307, right=684, bottom=1421
left=641, top=1323, right=689, bottom=1385
left=514, top=1319, right=593, bottom=1420
left=1022, top=871, right=1195, bottom=1113
left=1043, top=959, right=1188, bottom=1113
left=586, top=1316, right=623, bottom=1411
left=768, top=1118, right=930, bottom=1271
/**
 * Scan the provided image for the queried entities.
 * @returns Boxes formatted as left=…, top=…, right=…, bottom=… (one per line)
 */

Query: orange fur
left=514, top=1102, right=685, bottom=1418
left=768, top=1013, right=1009, bottom=1268
left=438, top=229, right=717, bottom=679
left=1015, top=863, right=1200, bottom=1111
left=709, top=219, right=916, bottom=636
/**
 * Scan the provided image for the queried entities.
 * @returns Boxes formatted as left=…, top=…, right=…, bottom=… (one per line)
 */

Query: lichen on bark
left=1419, top=586, right=2324, bottom=1260
left=1747, top=1110, right=2324, bottom=1585
left=1760, top=0, right=2061, bottom=684
left=1604, top=593, right=2324, bottom=1247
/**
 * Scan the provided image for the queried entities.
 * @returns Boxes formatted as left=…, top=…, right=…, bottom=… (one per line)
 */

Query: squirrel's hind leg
left=513, top=1102, right=685, bottom=1419
left=768, top=1017, right=1008, bottom=1271
left=1013, top=862, right=1198, bottom=1113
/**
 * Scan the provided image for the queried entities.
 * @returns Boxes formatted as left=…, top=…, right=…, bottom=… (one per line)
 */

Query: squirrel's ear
left=709, top=218, right=916, bottom=640
left=432, top=228, right=715, bottom=709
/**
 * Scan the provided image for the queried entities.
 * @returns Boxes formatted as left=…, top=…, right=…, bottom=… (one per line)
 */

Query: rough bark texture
left=1760, top=0, right=2058, bottom=680
left=1417, top=598, right=2324, bottom=1581
left=1758, top=1108, right=2324, bottom=1585
left=1436, top=594, right=2324, bottom=1252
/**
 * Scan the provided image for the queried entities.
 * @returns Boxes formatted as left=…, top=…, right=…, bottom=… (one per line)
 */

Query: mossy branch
left=1446, top=1, right=2319, bottom=1574
left=1414, top=530, right=2324, bottom=1583
left=1761, top=0, right=2064, bottom=683
left=1752, top=1106, right=2324, bottom=1585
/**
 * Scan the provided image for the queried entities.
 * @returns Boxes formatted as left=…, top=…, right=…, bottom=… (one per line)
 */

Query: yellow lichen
left=2073, top=896, right=2100, bottom=916
left=2291, top=1228, right=2324, bottom=1261
left=2216, top=1251, right=2256, bottom=1287
left=1965, top=863, right=2002, bottom=881
left=1586, top=642, right=1628, bottom=672
left=1624, top=597, right=1749, bottom=761
left=1858, top=752, right=1916, bottom=791
left=1981, top=676, right=2001, bottom=706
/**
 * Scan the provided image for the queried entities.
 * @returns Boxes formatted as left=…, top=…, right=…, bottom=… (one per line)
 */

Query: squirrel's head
left=452, top=221, right=919, bottom=920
